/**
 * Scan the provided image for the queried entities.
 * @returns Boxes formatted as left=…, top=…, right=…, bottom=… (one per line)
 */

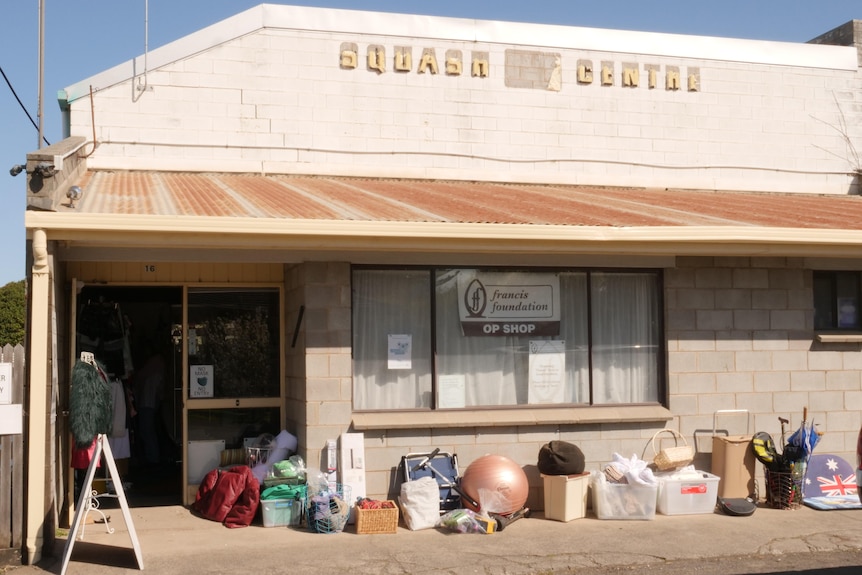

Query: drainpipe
left=25, top=229, right=50, bottom=564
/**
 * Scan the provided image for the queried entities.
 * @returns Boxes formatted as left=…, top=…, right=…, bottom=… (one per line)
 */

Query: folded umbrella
left=786, top=407, right=822, bottom=463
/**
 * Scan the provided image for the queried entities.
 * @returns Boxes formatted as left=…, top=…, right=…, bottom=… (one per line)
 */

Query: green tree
left=0, top=279, right=26, bottom=345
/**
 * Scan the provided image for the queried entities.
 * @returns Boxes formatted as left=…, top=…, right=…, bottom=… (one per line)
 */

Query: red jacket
left=192, top=465, right=260, bottom=528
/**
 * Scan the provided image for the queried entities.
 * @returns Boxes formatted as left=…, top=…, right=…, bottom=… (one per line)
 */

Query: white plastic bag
left=398, top=476, right=440, bottom=531
left=608, top=453, right=658, bottom=486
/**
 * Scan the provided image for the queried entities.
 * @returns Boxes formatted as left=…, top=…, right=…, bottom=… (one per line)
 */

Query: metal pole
left=37, top=0, right=44, bottom=149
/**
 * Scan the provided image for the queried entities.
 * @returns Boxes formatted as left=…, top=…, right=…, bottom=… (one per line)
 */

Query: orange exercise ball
left=460, top=454, right=529, bottom=515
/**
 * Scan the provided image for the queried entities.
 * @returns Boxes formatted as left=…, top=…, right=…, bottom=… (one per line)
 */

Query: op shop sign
left=457, top=272, right=560, bottom=336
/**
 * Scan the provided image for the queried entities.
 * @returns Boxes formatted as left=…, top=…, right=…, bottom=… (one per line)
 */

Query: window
left=187, top=287, right=282, bottom=398
left=814, top=271, right=861, bottom=330
left=352, top=267, right=662, bottom=410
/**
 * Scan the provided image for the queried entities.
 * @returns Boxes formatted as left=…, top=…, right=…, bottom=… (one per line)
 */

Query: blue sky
left=1, top=1, right=859, bottom=287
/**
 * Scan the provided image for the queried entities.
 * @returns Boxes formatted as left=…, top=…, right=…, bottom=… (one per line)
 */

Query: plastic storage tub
left=657, top=470, right=719, bottom=515
left=591, top=472, right=657, bottom=520
left=542, top=473, right=589, bottom=522
left=261, top=498, right=302, bottom=527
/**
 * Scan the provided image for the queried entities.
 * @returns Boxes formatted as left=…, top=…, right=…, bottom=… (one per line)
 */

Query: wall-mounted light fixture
left=9, top=163, right=56, bottom=178
left=66, top=185, right=83, bottom=208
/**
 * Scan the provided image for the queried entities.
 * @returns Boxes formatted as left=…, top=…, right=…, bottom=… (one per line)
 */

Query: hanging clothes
left=69, top=358, right=112, bottom=449
left=108, top=377, right=131, bottom=459
left=71, top=437, right=99, bottom=470
left=70, top=356, right=112, bottom=470
left=77, top=300, right=134, bottom=379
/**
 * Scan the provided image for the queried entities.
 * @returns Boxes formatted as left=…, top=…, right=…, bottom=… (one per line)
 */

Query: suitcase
left=401, top=449, right=463, bottom=511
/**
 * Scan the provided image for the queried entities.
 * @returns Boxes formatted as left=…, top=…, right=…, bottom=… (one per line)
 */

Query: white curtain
left=558, top=273, right=590, bottom=403
left=352, top=270, right=433, bottom=410
left=435, top=271, right=591, bottom=407
left=435, top=270, right=520, bottom=406
left=590, top=272, right=660, bottom=404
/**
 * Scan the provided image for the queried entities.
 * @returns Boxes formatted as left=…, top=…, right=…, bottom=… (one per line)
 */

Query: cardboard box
left=591, top=473, right=657, bottom=520
left=261, top=498, right=302, bottom=527
left=657, top=471, right=720, bottom=515
left=542, top=473, right=589, bottom=522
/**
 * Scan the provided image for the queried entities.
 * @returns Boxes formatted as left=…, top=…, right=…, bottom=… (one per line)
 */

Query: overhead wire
left=0, top=64, right=51, bottom=147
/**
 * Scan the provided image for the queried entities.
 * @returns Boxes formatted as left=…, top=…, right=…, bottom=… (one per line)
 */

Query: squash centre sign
left=457, top=272, right=560, bottom=336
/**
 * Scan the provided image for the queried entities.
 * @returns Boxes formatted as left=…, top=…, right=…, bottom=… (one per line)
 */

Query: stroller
left=401, top=448, right=477, bottom=511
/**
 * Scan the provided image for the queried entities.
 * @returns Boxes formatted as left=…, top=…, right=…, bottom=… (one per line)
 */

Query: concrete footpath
left=6, top=501, right=862, bottom=575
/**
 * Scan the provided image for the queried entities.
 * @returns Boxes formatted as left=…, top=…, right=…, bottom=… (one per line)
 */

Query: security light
left=67, top=185, right=82, bottom=208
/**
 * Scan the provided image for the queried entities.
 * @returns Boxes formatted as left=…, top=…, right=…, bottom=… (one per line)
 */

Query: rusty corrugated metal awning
left=24, top=171, right=862, bottom=258
left=59, top=171, right=862, bottom=228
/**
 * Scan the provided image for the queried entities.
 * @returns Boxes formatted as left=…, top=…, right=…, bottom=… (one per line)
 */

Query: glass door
left=183, top=286, right=283, bottom=504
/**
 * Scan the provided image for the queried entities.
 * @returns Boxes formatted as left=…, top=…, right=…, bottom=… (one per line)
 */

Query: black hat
left=538, top=440, right=585, bottom=475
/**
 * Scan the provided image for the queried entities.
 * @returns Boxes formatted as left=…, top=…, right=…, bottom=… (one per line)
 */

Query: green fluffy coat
left=69, top=360, right=112, bottom=448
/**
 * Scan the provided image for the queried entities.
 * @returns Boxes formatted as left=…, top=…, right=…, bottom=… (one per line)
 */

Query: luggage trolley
left=401, top=448, right=476, bottom=512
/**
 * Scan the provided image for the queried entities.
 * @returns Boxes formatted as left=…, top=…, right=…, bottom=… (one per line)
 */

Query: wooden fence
left=1, top=344, right=25, bottom=565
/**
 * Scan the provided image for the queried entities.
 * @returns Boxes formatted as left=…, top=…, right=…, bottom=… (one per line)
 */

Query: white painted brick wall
left=67, top=14, right=860, bottom=194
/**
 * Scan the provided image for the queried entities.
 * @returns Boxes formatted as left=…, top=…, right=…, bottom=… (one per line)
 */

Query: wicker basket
left=651, top=429, right=695, bottom=471
left=355, top=501, right=399, bottom=534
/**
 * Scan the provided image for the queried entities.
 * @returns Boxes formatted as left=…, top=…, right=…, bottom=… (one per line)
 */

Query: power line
left=0, top=64, right=51, bottom=147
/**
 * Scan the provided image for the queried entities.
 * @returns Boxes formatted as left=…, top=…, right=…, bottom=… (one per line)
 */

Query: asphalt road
left=564, top=549, right=862, bottom=575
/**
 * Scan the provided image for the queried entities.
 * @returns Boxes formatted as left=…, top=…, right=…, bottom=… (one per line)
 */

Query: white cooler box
left=657, top=470, right=719, bottom=515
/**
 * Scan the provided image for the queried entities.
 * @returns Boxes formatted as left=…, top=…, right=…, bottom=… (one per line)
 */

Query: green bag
left=261, top=483, right=306, bottom=501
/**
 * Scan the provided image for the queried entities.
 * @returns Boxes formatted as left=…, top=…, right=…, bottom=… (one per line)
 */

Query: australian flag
left=803, top=454, right=858, bottom=498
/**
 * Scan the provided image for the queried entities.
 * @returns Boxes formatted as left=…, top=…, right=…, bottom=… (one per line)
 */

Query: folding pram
left=401, top=448, right=471, bottom=512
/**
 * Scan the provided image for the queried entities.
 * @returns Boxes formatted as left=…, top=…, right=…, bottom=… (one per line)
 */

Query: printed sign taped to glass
left=457, top=271, right=560, bottom=336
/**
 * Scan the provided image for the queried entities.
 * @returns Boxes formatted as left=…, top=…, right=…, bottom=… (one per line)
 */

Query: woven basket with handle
left=651, top=429, right=695, bottom=471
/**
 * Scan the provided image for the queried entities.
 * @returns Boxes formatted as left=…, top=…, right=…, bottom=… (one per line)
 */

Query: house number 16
left=144, top=265, right=157, bottom=273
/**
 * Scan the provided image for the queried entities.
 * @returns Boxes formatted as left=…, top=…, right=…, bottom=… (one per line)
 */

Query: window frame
left=350, top=265, right=667, bottom=412
left=813, top=270, right=862, bottom=332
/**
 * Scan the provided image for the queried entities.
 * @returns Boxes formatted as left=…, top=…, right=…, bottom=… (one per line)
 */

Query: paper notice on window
left=387, top=334, right=412, bottom=369
left=190, top=364, right=214, bottom=398
left=528, top=340, right=565, bottom=404
left=437, top=374, right=466, bottom=409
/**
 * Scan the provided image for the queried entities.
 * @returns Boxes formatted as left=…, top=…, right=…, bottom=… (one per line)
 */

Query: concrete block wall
left=283, top=263, right=307, bottom=464
left=296, top=256, right=862, bottom=505
left=290, top=262, right=353, bottom=477
left=70, top=9, right=860, bottom=194
left=666, top=256, right=862, bottom=468
left=293, top=261, right=667, bottom=506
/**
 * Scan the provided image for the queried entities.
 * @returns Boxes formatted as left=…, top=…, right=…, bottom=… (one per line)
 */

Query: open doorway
left=75, top=285, right=183, bottom=506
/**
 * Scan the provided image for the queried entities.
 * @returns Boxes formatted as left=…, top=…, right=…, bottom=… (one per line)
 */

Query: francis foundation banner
left=457, top=271, right=560, bottom=336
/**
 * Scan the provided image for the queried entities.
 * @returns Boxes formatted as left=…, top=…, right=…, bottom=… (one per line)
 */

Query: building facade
left=19, top=4, right=862, bottom=563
